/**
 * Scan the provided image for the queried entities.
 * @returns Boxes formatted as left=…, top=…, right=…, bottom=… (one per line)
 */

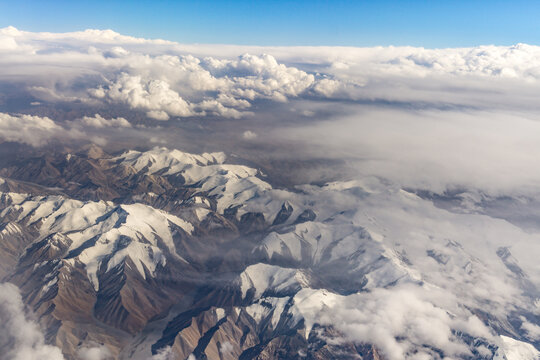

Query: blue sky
left=1, top=0, right=539, bottom=47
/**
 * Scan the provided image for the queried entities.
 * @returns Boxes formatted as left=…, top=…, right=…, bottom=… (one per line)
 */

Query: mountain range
left=1, top=145, right=540, bottom=360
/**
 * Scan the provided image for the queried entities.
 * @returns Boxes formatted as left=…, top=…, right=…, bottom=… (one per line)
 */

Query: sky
left=1, top=0, right=540, bottom=47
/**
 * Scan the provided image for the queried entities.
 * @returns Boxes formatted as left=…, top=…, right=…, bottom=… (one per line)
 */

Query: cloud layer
left=3, top=27, right=540, bottom=196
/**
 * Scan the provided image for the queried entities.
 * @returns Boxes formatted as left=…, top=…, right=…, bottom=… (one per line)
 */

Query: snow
left=290, top=288, right=340, bottom=339
left=245, top=297, right=290, bottom=329
left=113, top=147, right=226, bottom=175
left=72, top=204, right=193, bottom=289
left=233, top=189, right=304, bottom=224
left=39, top=277, right=58, bottom=296
left=0, top=222, right=22, bottom=238
left=257, top=221, right=387, bottom=270
left=189, top=196, right=210, bottom=206
left=215, top=308, right=226, bottom=321
left=46, top=201, right=110, bottom=234
left=0, top=192, right=28, bottom=208
left=106, top=241, right=166, bottom=279
left=121, top=203, right=194, bottom=249
left=239, top=263, right=309, bottom=299
left=0, top=190, right=194, bottom=291
left=194, top=208, right=210, bottom=221
left=495, top=336, right=540, bottom=360
left=114, top=147, right=274, bottom=215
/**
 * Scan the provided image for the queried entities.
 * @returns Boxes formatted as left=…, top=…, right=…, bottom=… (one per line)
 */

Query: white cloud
left=0, top=35, right=18, bottom=50
left=0, top=113, right=82, bottom=146
left=278, top=106, right=540, bottom=196
left=292, top=284, right=492, bottom=360
left=74, top=114, right=131, bottom=128
left=86, top=52, right=319, bottom=119
left=197, top=99, right=246, bottom=119
left=0, top=282, right=65, bottom=360
left=521, top=317, right=540, bottom=341
left=219, top=341, right=234, bottom=356
left=149, top=346, right=175, bottom=360
left=0, top=28, right=337, bottom=121
left=77, top=344, right=112, bottom=360
left=146, top=110, right=171, bottom=121
left=0, top=112, right=143, bottom=147
left=90, top=73, right=195, bottom=120
left=205, top=53, right=316, bottom=100
left=242, top=130, right=257, bottom=140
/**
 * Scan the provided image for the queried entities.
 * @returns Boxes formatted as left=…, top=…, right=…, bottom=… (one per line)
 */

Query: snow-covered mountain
left=1, top=146, right=540, bottom=360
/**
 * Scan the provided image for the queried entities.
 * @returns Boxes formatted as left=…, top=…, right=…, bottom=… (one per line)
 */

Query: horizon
left=2, top=0, right=540, bottom=48
left=3, top=25, right=538, bottom=51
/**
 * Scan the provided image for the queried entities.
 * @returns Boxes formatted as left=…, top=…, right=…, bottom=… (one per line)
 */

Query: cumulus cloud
left=90, top=73, right=195, bottom=120
left=86, top=53, right=321, bottom=119
left=204, top=53, right=316, bottom=101
left=0, top=282, right=65, bottom=360
left=0, top=27, right=337, bottom=121
left=0, top=113, right=83, bottom=146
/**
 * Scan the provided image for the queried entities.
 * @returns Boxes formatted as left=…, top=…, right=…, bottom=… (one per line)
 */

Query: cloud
left=293, top=284, right=494, bottom=360
left=242, top=130, right=257, bottom=140
left=197, top=99, right=246, bottom=119
left=219, top=341, right=234, bottom=356
left=150, top=346, right=181, bottom=360
left=90, top=73, right=195, bottom=120
left=521, top=317, right=540, bottom=341
left=0, top=27, right=337, bottom=121
left=4, top=26, right=540, bottom=195
left=73, top=114, right=132, bottom=128
left=0, top=282, right=65, bottom=360
left=0, top=112, right=144, bottom=147
left=77, top=344, right=112, bottom=360
left=0, top=112, right=83, bottom=146
left=204, top=53, right=316, bottom=101
left=87, top=53, right=320, bottom=119
left=0, top=34, right=18, bottom=50
left=279, top=105, right=540, bottom=196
